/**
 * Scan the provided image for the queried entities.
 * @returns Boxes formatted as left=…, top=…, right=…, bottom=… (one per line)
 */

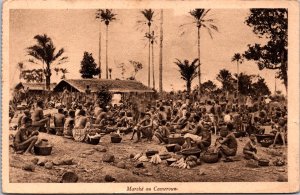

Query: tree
left=79, top=52, right=100, bottom=78
left=159, top=9, right=164, bottom=93
left=216, top=69, right=235, bottom=92
left=188, top=9, right=218, bottom=92
left=117, top=63, right=126, bottom=80
left=251, top=76, right=271, bottom=96
left=140, top=9, right=154, bottom=87
left=243, top=9, right=287, bottom=89
left=54, top=67, right=60, bottom=76
left=99, top=9, right=117, bottom=79
left=95, top=10, right=103, bottom=78
left=231, top=53, right=244, bottom=95
left=21, top=69, right=44, bottom=83
left=108, top=68, right=112, bottom=79
left=175, top=58, right=199, bottom=94
left=17, top=62, right=24, bottom=79
left=145, top=31, right=157, bottom=88
left=202, top=80, right=217, bottom=93
left=97, top=85, right=112, bottom=110
left=60, top=68, right=68, bottom=79
left=236, top=73, right=253, bottom=96
left=27, top=34, right=68, bottom=90
left=129, top=60, right=143, bottom=79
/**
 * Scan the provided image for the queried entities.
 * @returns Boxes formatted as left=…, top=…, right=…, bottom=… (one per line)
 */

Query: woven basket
left=201, top=152, right=219, bottom=163
left=34, top=145, right=52, bottom=156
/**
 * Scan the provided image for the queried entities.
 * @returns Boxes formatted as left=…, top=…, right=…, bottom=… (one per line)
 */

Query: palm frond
left=209, top=24, right=219, bottom=32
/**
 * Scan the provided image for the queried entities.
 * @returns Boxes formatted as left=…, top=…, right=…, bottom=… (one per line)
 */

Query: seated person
left=215, top=123, right=238, bottom=158
left=175, top=112, right=191, bottom=130
left=272, top=116, right=286, bottom=147
left=31, top=100, right=51, bottom=133
left=154, top=120, right=170, bottom=144
left=72, top=109, right=88, bottom=142
left=183, top=115, right=211, bottom=150
left=243, top=134, right=260, bottom=160
left=131, top=112, right=153, bottom=143
left=17, top=110, right=31, bottom=130
left=64, top=110, right=75, bottom=138
left=54, top=108, right=66, bottom=136
left=14, top=117, right=39, bottom=155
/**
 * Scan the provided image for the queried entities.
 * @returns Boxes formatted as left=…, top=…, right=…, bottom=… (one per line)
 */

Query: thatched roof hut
left=53, top=79, right=154, bottom=93
left=14, top=82, right=56, bottom=92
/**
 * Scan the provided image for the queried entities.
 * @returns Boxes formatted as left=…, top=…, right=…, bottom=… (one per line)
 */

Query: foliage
left=129, top=60, right=143, bottom=79
left=216, top=69, right=235, bottom=92
left=97, top=85, right=112, bottom=110
left=79, top=52, right=100, bottom=78
left=27, top=34, right=68, bottom=90
left=201, top=80, right=217, bottom=92
left=175, top=58, right=199, bottom=94
left=140, top=9, right=154, bottom=27
left=251, top=77, right=271, bottom=96
left=243, top=9, right=287, bottom=88
left=236, top=73, right=253, bottom=95
left=21, top=69, right=44, bottom=83
left=60, top=68, right=68, bottom=79
left=117, top=63, right=126, bottom=80
left=96, top=9, right=117, bottom=26
left=231, top=53, right=243, bottom=64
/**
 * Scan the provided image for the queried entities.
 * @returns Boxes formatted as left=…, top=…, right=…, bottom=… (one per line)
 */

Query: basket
left=87, top=137, right=101, bottom=145
left=260, top=139, right=273, bottom=147
left=165, top=144, right=176, bottom=152
left=256, top=134, right=275, bottom=143
left=111, top=136, right=122, bottom=143
left=181, top=148, right=201, bottom=158
left=201, top=152, right=219, bottom=163
left=168, top=136, right=185, bottom=146
left=145, top=150, right=159, bottom=157
left=258, top=159, right=269, bottom=166
left=166, top=158, right=177, bottom=166
left=34, top=145, right=52, bottom=156
left=61, top=171, right=78, bottom=183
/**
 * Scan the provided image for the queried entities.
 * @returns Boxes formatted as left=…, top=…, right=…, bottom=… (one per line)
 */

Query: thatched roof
left=14, top=82, right=56, bottom=91
left=53, top=79, right=154, bottom=93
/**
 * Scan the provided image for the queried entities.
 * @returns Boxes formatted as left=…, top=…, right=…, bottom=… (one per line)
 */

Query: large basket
left=181, top=148, right=201, bottom=158
left=34, top=145, right=52, bottom=156
left=256, top=134, right=275, bottom=143
left=87, top=137, right=101, bottom=145
left=111, top=136, right=122, bottom=143
left=201, top=152, right=219, bottom=163
left=61, top=171, right=78, bottom=183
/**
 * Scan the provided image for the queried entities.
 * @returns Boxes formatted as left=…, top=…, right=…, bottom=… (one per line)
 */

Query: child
left=14, top=117, right=39, bottom=155
left=243, top=134, right=260, bottom=160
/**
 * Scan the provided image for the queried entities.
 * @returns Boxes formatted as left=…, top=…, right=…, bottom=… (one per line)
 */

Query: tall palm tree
left=99, top=9, right=117, bottom=79
left=27, top=34, right=68, bottom=90
left=232, top=53, right=243, bottom=96
left=95, top=10, right=103, bottom=79
left=159, top=9, right=163, bottom=93
left=145, top=31, right=157, bottom=89
left=60, top=68, right=68, bottom=80
left=141, top=9, right=154, bottom=87
left=188, top=9, right=218, bottom=92
left=108, top=68, right=112, bottom=79
left=174, top=58, right=199, bottom=94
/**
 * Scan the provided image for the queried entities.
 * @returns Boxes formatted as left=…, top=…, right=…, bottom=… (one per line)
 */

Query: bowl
left=258, top=159, right=270, bottom=166
left=34, top=145, right=52, bottom=156
left=181, top=148, right=201, bottom=158
left=166, top=158, right=177, bottom=166
left=61, top=171, right=78, bottom=183
left=256, top=134, right=275, bottom=143
left=111, top=136, right=122, bottom=143
left=165, top=144, right=176, bottom=152
left=201, top=152, right=219, bottom=163
left=145, top=150, right=159, bottom=157
left=260, top=138, right=273, bottom=147
left=87, top=137, right=101, bottom=145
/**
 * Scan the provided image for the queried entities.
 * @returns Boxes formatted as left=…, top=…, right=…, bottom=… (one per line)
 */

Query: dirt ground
left=9, top=130, right=288, bottom=183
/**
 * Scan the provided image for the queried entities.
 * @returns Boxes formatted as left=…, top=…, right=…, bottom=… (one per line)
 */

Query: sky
left=9, top=9, right=286, bottom=93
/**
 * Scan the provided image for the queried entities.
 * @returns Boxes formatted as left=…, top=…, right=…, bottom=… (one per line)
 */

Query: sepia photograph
left=2, top=0, right=299, bottom=193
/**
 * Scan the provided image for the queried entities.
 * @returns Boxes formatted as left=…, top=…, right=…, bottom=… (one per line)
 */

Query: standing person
left=31, top=100, right=51, bottom=133
left=14, top=117, right=39, bottom=155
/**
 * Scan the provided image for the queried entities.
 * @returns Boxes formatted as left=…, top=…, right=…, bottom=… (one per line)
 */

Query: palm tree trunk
left=106, top=24, right=109, bottom=79
left=148, top=26, right=151, bottom=87
left=197, top=27, right=201, bottom=93
left=187, top=80, right=191, bottom=94
left=159, top=9, right=163, bottom=93
left=237, top=61, right=239, bottom=96
left=152, top=42, right=155, bottom=89
left=45, top=66, right=51, bottom=91
left=99, top=22, right=102, bottom=79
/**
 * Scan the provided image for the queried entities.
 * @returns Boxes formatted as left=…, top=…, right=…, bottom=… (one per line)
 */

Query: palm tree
left=17, top=62, right=24, bottom=79
left=60, top=68, right=68, bottom=80
left=108, top=68, right=112, bottom=79
left=95, top=10, right=103, bottom=79
left=216, top=69, right=235, bottom=92
left=145, top=31, right=157, bottom=89
left=27, top=34, right=68, bottom=90
left=174, top=58, right=199, bottom=94
left=159, top=9, right=163, bottom=93
left=188, top=9, right=218, bottom=92
left=99, top=9, right=117, bottom=79
left=231, top=53, right=243, bottom=96
left=140, top=9, right=154, bottom=87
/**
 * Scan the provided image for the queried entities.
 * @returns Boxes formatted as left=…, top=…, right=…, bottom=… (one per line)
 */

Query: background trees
left=175, top=58, right=199, bottom=94
left=27, top=34, right=68, bottom=90
left=129, top=60, right=143, bottom=80
left=201, top=80, right=217, bottom=93
left=243, top=9, right=288, bottom=89
left=79, top=52, right=100, bottom=78
left=216, top=69, right=235, bottom=92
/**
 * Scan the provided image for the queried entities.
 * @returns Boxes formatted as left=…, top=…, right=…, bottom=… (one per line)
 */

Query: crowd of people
left=10, top=89, right=287, bottom=161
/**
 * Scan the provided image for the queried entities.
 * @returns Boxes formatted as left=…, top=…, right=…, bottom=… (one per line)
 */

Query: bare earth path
left=9, top=131, right=287, bottom=183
